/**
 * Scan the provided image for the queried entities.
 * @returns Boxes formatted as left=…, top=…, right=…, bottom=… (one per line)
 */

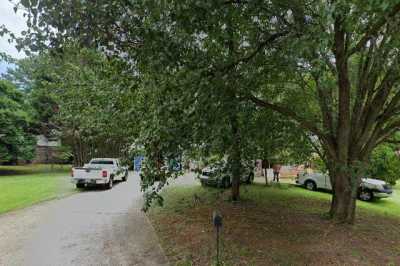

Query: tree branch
left=383, top=139, right=400, bottom=145
left=351, top=39, right=375, bottom=135
left=249, top=93, right=330, bottom=137
left=248, top=94, right=338, bottom=159
left=361, top=118, right=400, bottom=158
left=219, top=30, right=289, bottom=73
left=334, top=15, right=352, bottom=161
left=313, top=74, right=335, bottom=137
left=348, top=3, right=400, bottom=56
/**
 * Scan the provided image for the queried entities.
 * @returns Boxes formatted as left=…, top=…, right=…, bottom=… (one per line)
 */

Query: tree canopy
left=4, top=0, right=400, bottom=223
left=5, top=47, right=139, bottom=166
left=0, top=80, right=35, bottom=163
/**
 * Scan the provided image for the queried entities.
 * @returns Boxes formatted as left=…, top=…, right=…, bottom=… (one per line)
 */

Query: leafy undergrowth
left=148, top=183, right=400, bottom=266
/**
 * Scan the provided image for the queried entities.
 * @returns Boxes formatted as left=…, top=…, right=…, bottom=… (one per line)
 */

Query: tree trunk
left=328, top=166, right=360, bottom=224
left=230, top=112, right=241, bottom=201
left=230, top=143, right=241, bottom=201
left=72, top=131, right=84, bottom=167
left=261, top=159, right=269, bottom=186
left=224, top=7, right=242, bottom=201
left=231, top=171, right=240, bottom=201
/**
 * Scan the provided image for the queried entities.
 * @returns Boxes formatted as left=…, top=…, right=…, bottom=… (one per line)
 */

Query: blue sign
left=133, top=156, right=144, bottom=171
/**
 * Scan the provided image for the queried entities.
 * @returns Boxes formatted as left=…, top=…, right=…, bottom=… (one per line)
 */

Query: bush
left=311, top=156, right=327, bottom=173
left=368, top=144, right=400, bottom=185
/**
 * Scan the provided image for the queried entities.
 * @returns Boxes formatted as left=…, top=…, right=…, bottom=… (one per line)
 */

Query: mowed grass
left=247, top=182, right=400, bottom=218
left=0, top=164, right=76, bottom=214
left=361, top=183, right=400, bottom=216
left=149, top=182, right=400, bottom=265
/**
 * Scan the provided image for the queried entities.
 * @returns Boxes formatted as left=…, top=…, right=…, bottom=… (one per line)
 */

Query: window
left=90, top=160, right=114, bottom=165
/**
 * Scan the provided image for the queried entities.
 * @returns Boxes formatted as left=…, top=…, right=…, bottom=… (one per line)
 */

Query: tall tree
left=0, top=80, right=35, bottom=163
left=6, top=0, right=314, bottom=203
left=11, top=0, right=400, bottom=223
left=6, top=49, right=138, bottom=166
left=248, top=0, right=400, bottom=223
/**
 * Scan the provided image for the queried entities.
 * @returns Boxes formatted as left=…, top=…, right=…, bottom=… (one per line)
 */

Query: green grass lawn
left=365, top=182, right=400, bottom=216
left=153, top=182, right=400, bottom=218
left=244, top=182, right=400, bottom=218
left=0, top=164, right=76, bottom=214
left=149, top=182, right=400, bottom=265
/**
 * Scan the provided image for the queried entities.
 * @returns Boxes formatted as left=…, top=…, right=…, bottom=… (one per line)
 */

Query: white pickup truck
left=71, top=158, right=128, bottom=189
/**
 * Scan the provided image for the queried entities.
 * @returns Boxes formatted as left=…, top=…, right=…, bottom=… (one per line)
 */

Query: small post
left=212, top=210, right=223, bottom=266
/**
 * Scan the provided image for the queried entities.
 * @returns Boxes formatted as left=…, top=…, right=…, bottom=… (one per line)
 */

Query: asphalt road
left=0, top=172, right=170, bottom=266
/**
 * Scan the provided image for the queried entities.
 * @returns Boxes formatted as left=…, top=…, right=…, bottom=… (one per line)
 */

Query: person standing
left=272, top=163, right=281, bottom=182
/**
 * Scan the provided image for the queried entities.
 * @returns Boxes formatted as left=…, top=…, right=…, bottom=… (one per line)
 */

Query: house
left=32, top=135, right=61, bottom=163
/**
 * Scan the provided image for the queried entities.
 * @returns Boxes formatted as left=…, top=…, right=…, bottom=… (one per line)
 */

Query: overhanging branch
left=348, top=3, right=400, bottom=56
left=219, top=30, right=289, bottom=73
left=248, top=94, right=323, bottom=137
left=248, top=94, right=338, bottom=158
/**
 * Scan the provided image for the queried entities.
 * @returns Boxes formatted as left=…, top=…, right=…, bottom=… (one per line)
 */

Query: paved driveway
left=0, top=172, right=169, bottom=266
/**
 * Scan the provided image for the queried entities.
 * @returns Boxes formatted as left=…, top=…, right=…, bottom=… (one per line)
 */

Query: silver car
left=199, top=166, right=254, bottom=188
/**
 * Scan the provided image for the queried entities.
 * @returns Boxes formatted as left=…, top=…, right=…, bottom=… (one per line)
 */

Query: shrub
left=368, top=144, right=400, bottom=185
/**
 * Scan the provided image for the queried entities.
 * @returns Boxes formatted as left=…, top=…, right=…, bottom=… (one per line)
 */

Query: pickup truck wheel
left=358, top=189, right=373, bottom=201
left=122, top=171, right=128, bottom=182
left=106, top=176, right=113, bottom=189
left=305, top=180, right=317, bottom=191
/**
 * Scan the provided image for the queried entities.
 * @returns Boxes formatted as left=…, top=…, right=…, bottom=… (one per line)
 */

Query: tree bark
left=230, top=112, right=242, bottom=201
left=328, top=163, right=360, bottom=224
left=225, top=7, right=241, bottom=201
left=72, top=130, right=84, bottom=167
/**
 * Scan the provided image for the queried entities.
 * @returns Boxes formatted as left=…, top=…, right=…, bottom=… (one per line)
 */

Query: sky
left=0, top=0, right=27, bottom=74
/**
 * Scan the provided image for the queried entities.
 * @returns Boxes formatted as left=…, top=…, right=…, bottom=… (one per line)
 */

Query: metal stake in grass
left=213, top=210, right=223, bottom=266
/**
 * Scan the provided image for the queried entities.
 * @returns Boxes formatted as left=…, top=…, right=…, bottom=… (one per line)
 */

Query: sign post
left=213, top=210, right=223, bottom=266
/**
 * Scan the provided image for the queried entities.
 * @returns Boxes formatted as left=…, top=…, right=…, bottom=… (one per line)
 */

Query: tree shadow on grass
left=150, top=183, right=400, bottom=265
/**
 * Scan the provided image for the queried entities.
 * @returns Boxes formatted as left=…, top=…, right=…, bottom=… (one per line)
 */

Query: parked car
left=296, top=172, right=393, bottom=201
left=71, top=158, right=128, bottom=189
left=199, top=161, right=255, bottom=188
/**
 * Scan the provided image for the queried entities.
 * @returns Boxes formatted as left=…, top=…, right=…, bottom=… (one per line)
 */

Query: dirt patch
left=148, top=186, right=400, bottom=265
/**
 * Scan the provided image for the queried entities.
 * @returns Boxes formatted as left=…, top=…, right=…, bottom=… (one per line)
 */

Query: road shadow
left=75, top=180, right=125, bottom=192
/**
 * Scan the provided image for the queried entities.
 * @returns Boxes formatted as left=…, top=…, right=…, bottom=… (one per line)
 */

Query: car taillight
left=102, top=170, right=108, bottom=178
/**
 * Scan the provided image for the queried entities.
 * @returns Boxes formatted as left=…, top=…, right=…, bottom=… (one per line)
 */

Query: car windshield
left=90, top=160, right=114, bottom=165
